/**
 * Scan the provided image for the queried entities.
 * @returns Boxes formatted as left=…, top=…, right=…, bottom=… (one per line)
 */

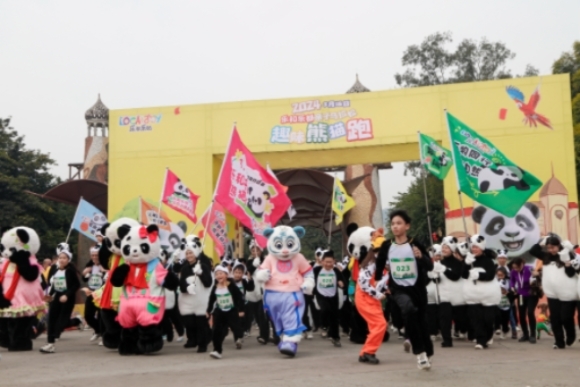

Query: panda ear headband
left=59, top=250, right=72, bottom=261
left=441, top=236, right=458, bottom=253
left=470, top=234, right=486, bottom=251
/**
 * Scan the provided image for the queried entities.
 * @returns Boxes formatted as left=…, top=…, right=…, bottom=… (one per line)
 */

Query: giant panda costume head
left=101, top=217, right=140, bottom=256
left=346, top=223, right=376, bottom=261
left=472, top=203, right=540, bottom=263
left=0, top=227, right=41, bottom=258
left=263, top=226, right=305, bottom=261
left=119, top=224, right=161, bottom=265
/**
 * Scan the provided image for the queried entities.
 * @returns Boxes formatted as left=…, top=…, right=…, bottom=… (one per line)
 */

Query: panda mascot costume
left=110, top=224, right=179, bottom=355
left=343, top=223, right=373, bottom=344
left=530, top=234, right=578, bottom=349
left=462, top=235, right=500, bottom=350
left=159, top=249, right=184, bottom=343
left=433, top=236, right=467, bottom=347
left=0, top=227, right=45, bottom=351
left=177, top=234, right=214, bottom=352
left=254, top=225, right=314, bottom=357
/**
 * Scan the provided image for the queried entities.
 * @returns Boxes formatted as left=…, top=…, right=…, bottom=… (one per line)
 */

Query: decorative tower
left=83, top=94, right=109, bottom=183
left=344, top=75, right=384, bottom=229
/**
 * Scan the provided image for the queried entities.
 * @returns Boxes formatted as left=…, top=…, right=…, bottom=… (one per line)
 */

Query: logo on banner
left=119, top=114, right=163, bottom=132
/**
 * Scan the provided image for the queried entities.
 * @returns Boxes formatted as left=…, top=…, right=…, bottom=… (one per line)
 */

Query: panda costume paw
left=193, top=263, right=203, bottom=276
left=465, top=254, right=476, bottom=266
left=468, top=269, right=481, bottom=281
left=252, top=257, right=261, bottom=268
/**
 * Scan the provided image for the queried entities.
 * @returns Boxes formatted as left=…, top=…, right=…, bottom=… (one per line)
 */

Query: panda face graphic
left=246, top=176, right=270, bottom=219
left=472, top=203, right=540, bottom=263
left=477, top=166, right=529, bottom=193
left=173, top=181, right=190, bottom=199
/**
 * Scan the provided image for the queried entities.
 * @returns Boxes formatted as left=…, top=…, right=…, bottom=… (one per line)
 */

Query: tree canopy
left=0, top=117, right=76, bottom=259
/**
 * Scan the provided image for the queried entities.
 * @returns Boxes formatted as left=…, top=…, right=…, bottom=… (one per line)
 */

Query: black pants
left=439, top=302, right=453, bottom=344
left=246, top=300, right=269, bottom=340
left=316, top=295, right=340, bottom=340
left=212, top=308, right=243, bottom=354
left=453, top=305, right=469, bottom=335
left=392, top=292, right=433, bottom=356
left=0, top=316, right=34, bottom=351
left=164, top=306, right=185, bottom=337
left=339, top=297, right=352, bottom=334
left=182, top=314, right=211, bottom=349
left=468, top=304, right=496, bottom=346
left=100, top=308, right=122, bottom=349
left=47, top=299, right=76, bottom=344
left=517, top=295, right=538, bottom=338
left=426, top=304, right=439, bottom=336
left=495, top=308, right=510, bottom=334
left=302, top=294, right=321, bottom=331
left=547, top=298, right=577, bottom=348
left=84, top=295, right=101, bottom=334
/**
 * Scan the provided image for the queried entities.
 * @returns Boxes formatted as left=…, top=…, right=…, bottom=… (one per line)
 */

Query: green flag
left=445, top=111, right=542, bottom=218
left=417, top=132, right=453, bottom=180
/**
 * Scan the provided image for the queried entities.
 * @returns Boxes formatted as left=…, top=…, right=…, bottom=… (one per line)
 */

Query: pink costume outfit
left=117, top=258, right=168, bottom=328
left=0, top=258, right=45, bottom=318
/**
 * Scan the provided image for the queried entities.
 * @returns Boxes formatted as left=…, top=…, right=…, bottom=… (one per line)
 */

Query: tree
left=395, top=32, right=536, bottom=87
left=0, top=117, right=77, bottom=259
left=552, top=41, right=580, bottom=202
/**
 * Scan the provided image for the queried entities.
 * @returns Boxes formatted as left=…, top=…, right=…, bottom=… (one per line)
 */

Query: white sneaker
left=98, top=339, right=103, bottom=346
left=474, top=344, right=483, bottom=350
left=487, top=338, right=493, bottom=346
left=90, top=333, right=99, bottom=342
left=417, top=353, right=431, bottom=370
left=403, top=340, right=411, bottom=353
left=430, top=335, right=437, bottom=341
left=210, top=351, right=222, bottom=359
left=176, top=336, right=184, bottom=342
left=499, top=333, right=505, bottom=340
left=40, top=344, right=55, bottom=354
left=244, top=331, right=251, bottom=338
left=235, top=338, right=243, bottom=349
left=306, top=332, right=313, bottom=340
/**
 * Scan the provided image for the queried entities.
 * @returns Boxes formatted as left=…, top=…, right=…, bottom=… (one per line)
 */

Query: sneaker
left=499, top=332, right=505, bottom=340
left=90, top=333, right=99, bottom=342
left=39, top=344, right=55, bottom=354
left=453, top=332, right=460, bottom=339
left=487, top=338, right=493, bottom=346
left=403, top=339, right=411, bottom=353
left=495, top=329, right=500, bottom=335
left=306, top=332, right=313, bottom=340
left=358, top=353, right=379, bottom=364
left=162, top=335, right=167, bottom=341
left=321, top=331, right=328, bottom=339
left=518, top=336, right=530, bottom=343
left=529, top=337, right=536, bottom=344
left=331, top=338, right=341, bottom=347
left=235, top=339, right=243, bottom=349
left=98, top=339, right=103, bottom=346
left=209, top=351, right=222, bottom=359
left=430, top=335, right=437, bottom=341
left=244, top=331, right=251, bottom=338
left=257, top=337, right=267, bottom=345
left=176, top=336, right=184, bottom=342
left=417, top=353, right=431, bottom=370
left=474, top=344, right=483, bottom=350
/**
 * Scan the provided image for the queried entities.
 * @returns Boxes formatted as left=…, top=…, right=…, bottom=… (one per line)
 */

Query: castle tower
left=83, top=94, right=109, bottom=183
left=539, top=164, right=569, bottom=239
left=344, top=75, right=384, bottom=229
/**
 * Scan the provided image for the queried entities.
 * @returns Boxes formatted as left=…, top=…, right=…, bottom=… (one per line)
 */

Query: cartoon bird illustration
left=506, top=85, right=552, bottom=129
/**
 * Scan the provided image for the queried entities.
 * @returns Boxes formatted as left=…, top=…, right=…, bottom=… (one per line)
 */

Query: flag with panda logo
left=445, top=111, right=542, bottom=218
left=70, top=198, right=107, bottom=242
left=418, top=131, right=453, bottom=180
left=214, top=127, right=292, bottom=248
left=161, top=168, right=200, bottom=224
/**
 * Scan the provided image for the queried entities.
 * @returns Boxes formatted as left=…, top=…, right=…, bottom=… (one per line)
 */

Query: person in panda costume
left=110, top=224, right=179, bottom=355
left=254, top=225, right=315, bottom=357
left=530, top=234, right=578, bottom=349
left=159, top=249, right=184, bottom=343
left=462, top=235, right=501, bottom=350
left=434, top=236, right=467, bottom=347
left=0, top=227, right=46, bottom=352
left=97, top=217, right=140, bottom=349
left=425, top=244, right=442, bottom=340
left=177, top=234, right=213, bottom=352
left=244, top=239, right=270, bottom=344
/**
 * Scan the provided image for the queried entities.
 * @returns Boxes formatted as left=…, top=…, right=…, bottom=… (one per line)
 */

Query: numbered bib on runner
left=216, top=292, right=234, bottom=311
left=388, top=242, right=419, bottom=287
left=319, top=273, right=335, bottom=288
left=498, top=295, right=510, bottom=310
left=53, top=276, right=67, bottom=293
left=88, top=274, right=103, bottom=290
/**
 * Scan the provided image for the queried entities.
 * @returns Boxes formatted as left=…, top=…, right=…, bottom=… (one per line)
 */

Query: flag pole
left=65, top=196, right=83, bottom=244
left=418, top=131, right=434, bottom=246
left=328, top=174, right=337, bottom=248
left=138, top=196, right=143, bottom=224
left=158, top=167, right=168, bottom=218
left=202, top=122, right=236, bottom=249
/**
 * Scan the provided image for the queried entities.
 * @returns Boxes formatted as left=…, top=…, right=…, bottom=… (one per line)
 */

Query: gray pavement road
left=1, top=329, right=579, bottom=387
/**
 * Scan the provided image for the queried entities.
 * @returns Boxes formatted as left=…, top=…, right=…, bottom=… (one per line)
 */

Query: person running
left=40, top=250, right=80, bottom=354
left=510, top=257, right=539, bottom=344
left=81, top=246, right=105, bottom=342
left=232, top=262, right=255, bottom=338
left=376, top=209, right=434, bottom=370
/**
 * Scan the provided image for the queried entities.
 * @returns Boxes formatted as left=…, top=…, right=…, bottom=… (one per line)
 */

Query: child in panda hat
left=462, top=234, right=501, bottom=350
left=40, top=249, right=81, bottom=354
left=425, top=245, right=442, bottom=342
left=435, top=236, right=467, bottom=347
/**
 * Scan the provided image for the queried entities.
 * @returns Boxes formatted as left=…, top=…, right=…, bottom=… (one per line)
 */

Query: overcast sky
left=1, top=0, right=579, bottom=208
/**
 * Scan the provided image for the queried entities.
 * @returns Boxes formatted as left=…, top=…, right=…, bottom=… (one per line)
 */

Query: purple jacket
left=509, top=266, right=533, bottom=297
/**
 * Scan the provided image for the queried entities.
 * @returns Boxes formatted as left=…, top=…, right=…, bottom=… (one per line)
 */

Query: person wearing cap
left=206, top=265, right=245, bottom=359
left=81, top=246, right=106, bottom=342
left=356, top=229, right=388, bottom=364
left=462, top=234, right=501, bottom=350
left=313, top=250, right=345, bottom=347
left=40, top=249, right=81, bottom=354
left=530, top=234, right=578, bottom=349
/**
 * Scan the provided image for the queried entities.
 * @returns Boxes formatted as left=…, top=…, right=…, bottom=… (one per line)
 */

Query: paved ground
left=1, top=328, right=579, bottom=387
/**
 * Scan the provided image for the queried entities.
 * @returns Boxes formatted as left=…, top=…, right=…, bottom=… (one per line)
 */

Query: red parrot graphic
left=505, top=85, right=552, bottom=129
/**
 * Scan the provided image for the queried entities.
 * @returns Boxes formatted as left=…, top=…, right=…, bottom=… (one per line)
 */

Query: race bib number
left=88, top=274, right=103, bottom=289
left=53, top=276, right=67, bottom=293
left=319, top=273, right=335, bottom=288
left=499, top=295, right=510, bottom=309
left=390, top=257, right=418, bottom=281
left=217, top=293, right=234, bottom=310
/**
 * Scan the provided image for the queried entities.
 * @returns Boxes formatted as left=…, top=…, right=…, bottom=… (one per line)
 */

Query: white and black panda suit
left=177, top=235, right=214, bottom=352
left=472, top=203, right=540, bottom=264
